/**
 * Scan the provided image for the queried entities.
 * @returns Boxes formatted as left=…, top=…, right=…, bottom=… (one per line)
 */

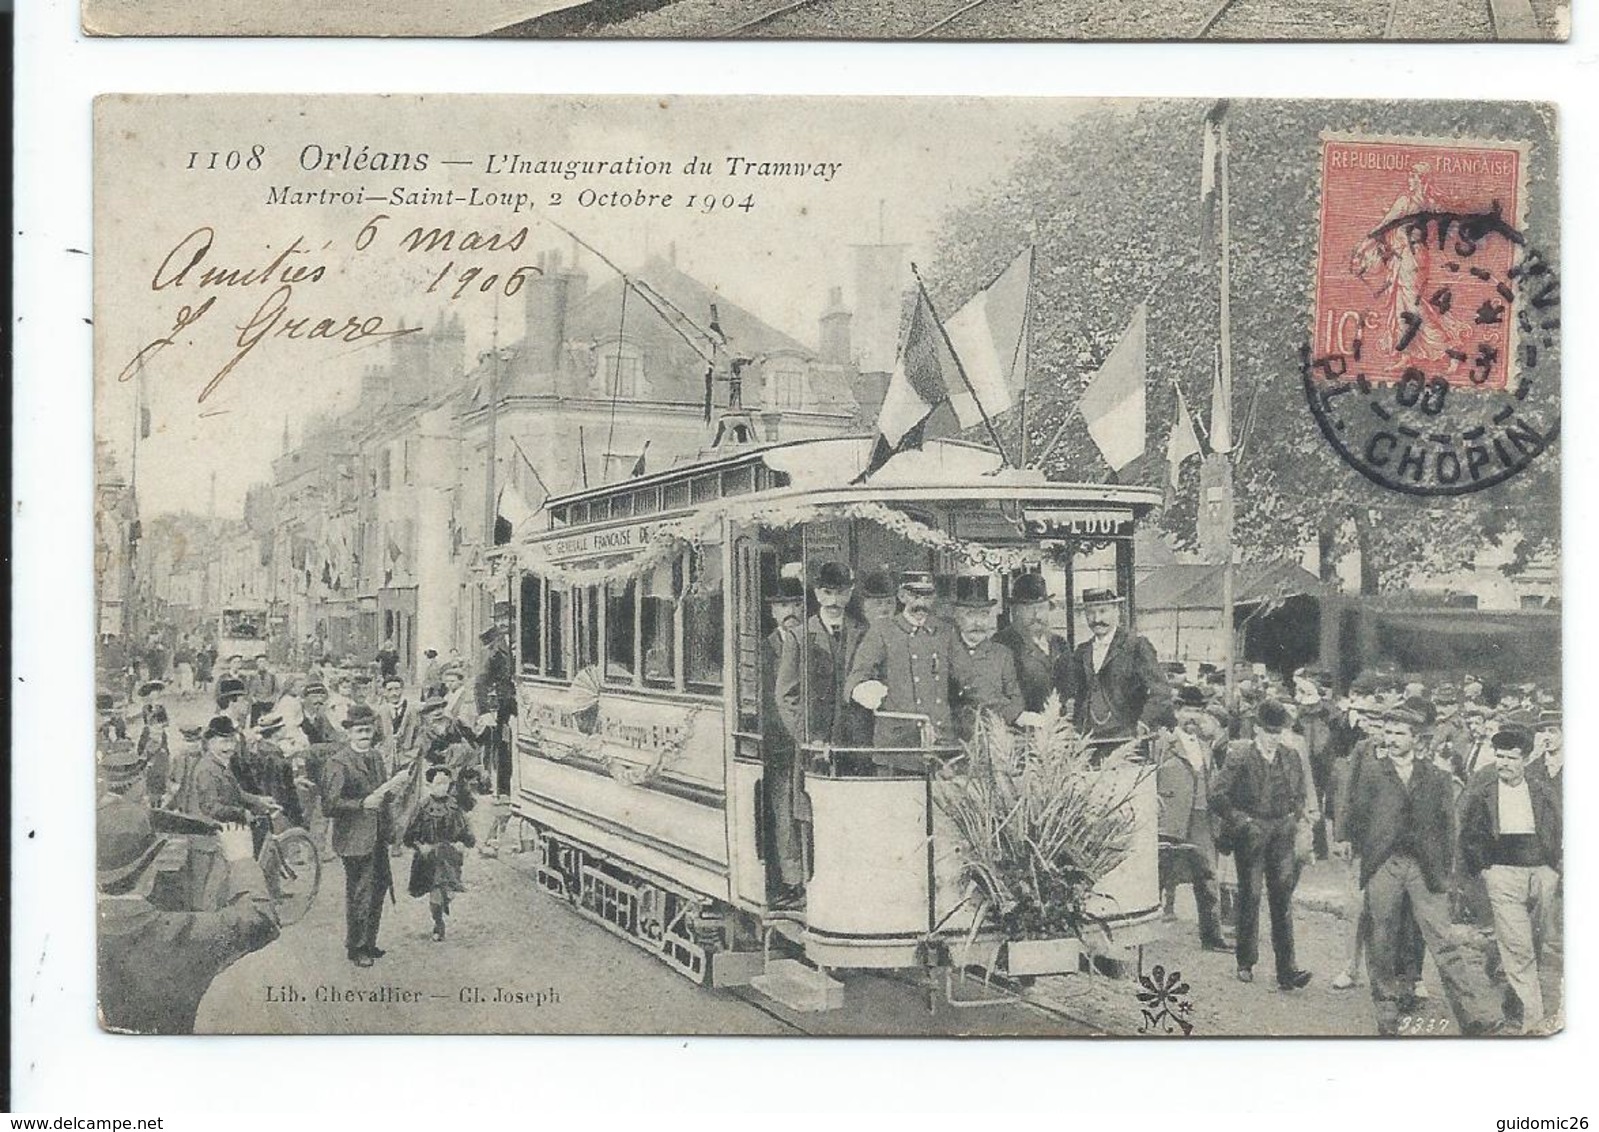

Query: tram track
left=715, top=0, right=1001, bottom=40
left=1194, top=0, right=1498, bottom=37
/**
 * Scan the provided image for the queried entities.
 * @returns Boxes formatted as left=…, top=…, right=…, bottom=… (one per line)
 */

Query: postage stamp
left=1306, top=135, right=1559, bottom=495
left=87, top=96, right=1561, bottom=1040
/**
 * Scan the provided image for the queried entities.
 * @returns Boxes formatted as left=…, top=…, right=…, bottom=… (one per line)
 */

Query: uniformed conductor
left=846, top=570, right=958, bottom=750
left=323, top=703, right=400, bottom=967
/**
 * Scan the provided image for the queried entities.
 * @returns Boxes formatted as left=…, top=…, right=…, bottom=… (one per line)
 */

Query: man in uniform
left=1347, top=705, right=1503, bottom=1035
left=846, top=571, right=959, bottom=751
left=1064, top=587, right=1170, bottom=741
left=323, top=703, right=402, bottom=967
left=1210, top=700, right=1314, bottom=990
left=992, top=573, right=1070, bottom=714
left=949, top=574, right=1027, bottom=739
left=97, top=799, right=280, bottom=1034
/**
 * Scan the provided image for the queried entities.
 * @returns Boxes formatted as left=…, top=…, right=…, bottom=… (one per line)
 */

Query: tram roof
left=534, top=436, right=1161, bottom=535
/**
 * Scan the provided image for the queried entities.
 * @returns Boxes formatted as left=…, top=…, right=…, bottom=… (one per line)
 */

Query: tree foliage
left=926, top=100, right=1560, bottom=592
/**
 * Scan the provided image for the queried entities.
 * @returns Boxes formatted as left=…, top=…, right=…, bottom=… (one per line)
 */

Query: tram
left=505, top=435, right=1164, bottom=992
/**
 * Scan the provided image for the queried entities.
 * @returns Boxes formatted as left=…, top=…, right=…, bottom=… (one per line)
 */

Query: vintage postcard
left=81, top=0, right=1569, bottom=39
left=94, top=95, right=1561, bottom=1037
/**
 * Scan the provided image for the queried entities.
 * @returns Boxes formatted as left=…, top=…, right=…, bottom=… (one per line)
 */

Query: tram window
left=575, top=586, right=601, bottom=672
left=684, top=547, right=724, bottom=694
left=610, top=493, right=634, bottom=520
left=569, top=501, right=589, bottom=526
left=664, top=481, right=691, bottom=510
left=641, top=558, right=679, bottom=690
left=520, top=575, right=542, bottom=675
left=605, top=580, right=637, bottom=684
left=546, top=589, right=568, bottom=680
left=690, top=474, right=718, bottom=504
left=722, top=466, right=754, bottom=497
left=634, top=487, right=659, bottom=516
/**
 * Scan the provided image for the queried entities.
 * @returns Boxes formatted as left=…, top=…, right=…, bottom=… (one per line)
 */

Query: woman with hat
left=98, top=799, right=281, bottom=1034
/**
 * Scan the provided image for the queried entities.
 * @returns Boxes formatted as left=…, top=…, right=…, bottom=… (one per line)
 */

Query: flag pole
left=1017, top=246, right=1035, bottom=466
left=909, top=262, right=1014, bottom=467
left=1217, top=111, right=1238, bottom=713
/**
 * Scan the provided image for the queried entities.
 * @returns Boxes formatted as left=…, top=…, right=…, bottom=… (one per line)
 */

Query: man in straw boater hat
left=1063, top=586, right=1171, bottom=741
left=97, top=798, right=280, bottom=1033
left=991, top=572, right=1070, bottom=715
left=1459, top=719, right=1563, bottom=1032
left=1346, top=703, right=1505, bottom=1034
left=846, top=569, right=960, bottom=752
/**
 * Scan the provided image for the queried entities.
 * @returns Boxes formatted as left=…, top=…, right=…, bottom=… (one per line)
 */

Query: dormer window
left=766, top=362, right=806, bottom=410
left=600, top=341, right=643, bottom=399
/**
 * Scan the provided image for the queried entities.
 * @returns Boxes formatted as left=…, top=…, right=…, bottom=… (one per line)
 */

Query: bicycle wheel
left=266, top=828, right=322, bottom=927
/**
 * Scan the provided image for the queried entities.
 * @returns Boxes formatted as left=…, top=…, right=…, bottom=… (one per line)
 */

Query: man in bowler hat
left=1210, top=699, right=1315, bottom=990
left=761, top=571, right=808, bottom=906
left=949, top=574, right=1028, bottom=738
left=992, top=573, right=1070, bottom=714
left=323, top=703, right=403, bottom=966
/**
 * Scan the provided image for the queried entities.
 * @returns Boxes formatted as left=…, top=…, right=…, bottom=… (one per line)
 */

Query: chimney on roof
left=819, top=285, right=852, bottom=366
left=523, top=248, right=572, bottom=383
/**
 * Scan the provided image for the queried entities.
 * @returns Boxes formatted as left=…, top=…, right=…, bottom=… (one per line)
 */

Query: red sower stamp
left=1304, top=135, right=1559, bottom=496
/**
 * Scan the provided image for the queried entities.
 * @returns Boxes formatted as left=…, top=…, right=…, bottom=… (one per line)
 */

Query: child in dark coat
left=402, top=766, right=476, bottom=941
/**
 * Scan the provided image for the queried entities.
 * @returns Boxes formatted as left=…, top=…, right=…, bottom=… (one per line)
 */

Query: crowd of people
left=1151, top=664, right=1563, bottom=1034
left=96, top=585, right=1562, bottom=1038
left=95, top=623, right=519, bottom=1032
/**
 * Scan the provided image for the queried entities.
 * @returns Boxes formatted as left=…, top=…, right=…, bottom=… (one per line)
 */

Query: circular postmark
left=1302, top=208, right=1560, bottom=497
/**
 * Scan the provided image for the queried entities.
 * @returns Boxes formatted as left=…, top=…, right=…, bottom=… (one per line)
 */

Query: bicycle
left=256, top=811, right=322, bottom=927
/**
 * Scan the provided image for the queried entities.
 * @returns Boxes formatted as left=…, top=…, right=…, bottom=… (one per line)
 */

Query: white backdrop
left=11, top=0, right=1599, bottom=1115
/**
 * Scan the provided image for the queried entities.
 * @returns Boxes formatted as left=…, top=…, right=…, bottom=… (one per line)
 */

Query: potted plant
left=936, top=697, right=1150, bottom=977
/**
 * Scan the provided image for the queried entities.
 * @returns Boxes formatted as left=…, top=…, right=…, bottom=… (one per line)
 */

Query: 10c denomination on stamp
left=1306, top=135, right=1559, bottom=496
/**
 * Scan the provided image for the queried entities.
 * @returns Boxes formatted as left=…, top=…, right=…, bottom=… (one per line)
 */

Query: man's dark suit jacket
left=1063, top=628, right=1169, bottom=737
left=1458, top=765, right=1561, bottom=876
left=776, top=614, right=866, bottom=747
left=322, top=742, right=390, bottom=858
left=1346, top=756, right=1457, bottom=891
left=991, top=624, right=1070, bottom=714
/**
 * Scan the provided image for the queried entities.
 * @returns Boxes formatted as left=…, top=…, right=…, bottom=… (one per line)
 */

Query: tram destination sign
left=1020, top=508, right=1137, bottom=539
